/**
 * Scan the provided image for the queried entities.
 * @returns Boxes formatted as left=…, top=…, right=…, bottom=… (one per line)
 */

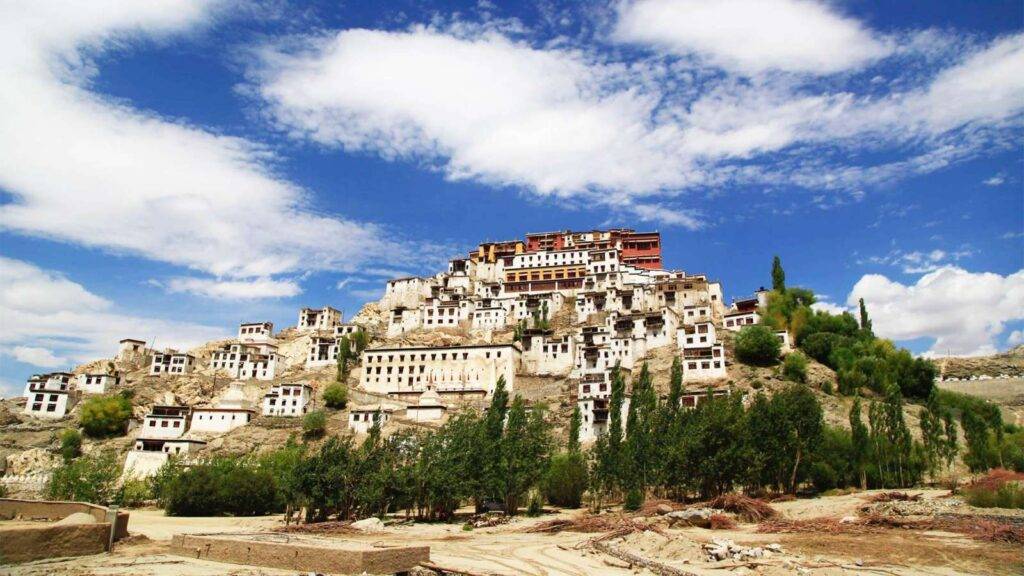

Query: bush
left=963, top=482, right=1024, bottom=509
left=303, top=410, right=327, bottom=439
left=809, top=462, right=838, bottom=492
left=161, top=458, right=279, bottom=516
left=623, top=488, right=644, bottom=511
left=541, top=452, right=588, bottom=508
left=323, top=383, right=348, bottom=409
left=782, top=352, right=808, bottom=383
left=59, top=429, right=82, bottom=462
left=735, top=325, right=781, bottom=366
left=526, top=491, right=543, bottom=516
left=48, top=452, right=121, bottom=504
left=117, top=478, right=153, bottom=507
left=79, top=395, right=132, bottom=438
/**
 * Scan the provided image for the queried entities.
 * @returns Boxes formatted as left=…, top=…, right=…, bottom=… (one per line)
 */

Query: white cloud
left=0, top=1, right=421, bottom=292
left=613, top=0, right=891, bottom=74
left=0, top=257, right=225, bottom=376
left=10, top=346, right=66, bottom=369
left=811, top=300, right=851, bottom=316
left=984, top=174, right=1005, bottom=186
left=1008, top=330, right=1024, bottom=346
left=164, top=276, right=301, bottom=299
left=248, top=20, right=1024, bottom=218
left=858, top=247, right=973, bottom=274
left=848, top=267, right=1024, bottom=357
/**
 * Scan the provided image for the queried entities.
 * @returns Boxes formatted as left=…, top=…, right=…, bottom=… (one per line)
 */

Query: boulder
left=655, top=503, right=674, bottom=515
left=351, top=517, right=385, bottom=532
left=666, top=508, right=713, bottom=528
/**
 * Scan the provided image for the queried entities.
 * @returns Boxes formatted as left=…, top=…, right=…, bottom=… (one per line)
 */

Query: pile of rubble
left=702, top=539, right=784, bottom=562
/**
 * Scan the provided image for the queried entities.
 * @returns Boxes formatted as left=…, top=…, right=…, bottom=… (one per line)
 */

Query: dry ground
left=3, top=491, right=1020, bottom=576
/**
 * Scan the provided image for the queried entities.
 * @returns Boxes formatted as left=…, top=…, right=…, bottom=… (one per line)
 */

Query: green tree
left=666, top=356, right=683, bottom=412
left=496, top=397, right=551, bottom=514
left=302, top=410, right=327, bottom=439
left=542, top=451, right=587, bottom=508
left=920, top=389, right=946, bottom=479
left=59, top=428, right=82, bottom=462
left=606, top=364, right=626, bottom=488
left=849, top=396, right=870, bottom=489
left=79, top=394, right=132, bottom=438
left=48, top=451, right=121, bottom=505
left=624, top=364, right=658, bottom=499
left=323, top=382, right=348, bottom=409
left=858, top=298, right=873, bottom=335
left=771, top=255, right=786, bottom=292
left=567, top=404, right=581, bottom=453
left=776, top=385, right=824, bottom=492
left=782, top=351, right=808, bottom=383
left=336, top=335, right=352, bottom=382
left=735, top=325, right=782, bottom=366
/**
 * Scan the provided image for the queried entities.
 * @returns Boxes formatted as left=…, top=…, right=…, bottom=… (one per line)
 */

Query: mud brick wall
left=0, top=498, right=129, bottom=539
left=0, top=523, right=110, bottom=564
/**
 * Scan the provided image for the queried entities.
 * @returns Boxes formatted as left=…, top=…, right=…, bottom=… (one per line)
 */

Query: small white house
left=117, top=338, right=149, bottom=361
left=776, top=330, right=793, bottom=353
left=190, top=385, right=255, bottom=433
left=149, top=351, right=196, bottom=376
left=23, top=373, right=76, bottom=419
left=348, top=405, right=394, bottom=433
left=404, top=388, right=447, bottom=422
left=210, top=342, right=278, bottom=380
left=682, top=344, right=727, bottom=381
left=298, top=306, right=342, bottom=332
left=238, top=321, right=274, bottom=343
left=122, top=438, right=206, bottom=479
left=140, top=405, right=191, bottom=439
left=262, top=383, right=312, bottom=417
left=75, top=373, right=122, bottom=394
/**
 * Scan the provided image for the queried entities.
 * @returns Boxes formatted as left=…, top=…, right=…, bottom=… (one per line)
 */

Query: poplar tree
left=771, top=256, right=786, bottom=293
left=666, top=356, right=683, bottom=413
left=568, top=404, right=581, bottom=453
left=919, top=389, right=945, bottom=479
left=858, top=298, right=873, bottom=335
left=624, top=364, right=658, bottom=495
left=849, top=396, right=870, bottom=489
left=607, top=364, right=626, bottom=489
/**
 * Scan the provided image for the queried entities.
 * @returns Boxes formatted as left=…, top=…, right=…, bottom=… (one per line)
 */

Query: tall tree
left=771, top=255, right=786, bottom=293
left=624, top=364, right=658, bottom=495
left=849, top=396, right=869, bottom=489
left=497, top=396, right=551, bottom=515
left=858, top=298, right=873, bottom=335
left=777, top=385, right=823, bottom=492
left=568, top=404, right=581, bottom=453
left=607, top=364, right=626, bottom=490
left=666, top=356, right=683, bottom=413
left=919, top=388, right=945, bottom=480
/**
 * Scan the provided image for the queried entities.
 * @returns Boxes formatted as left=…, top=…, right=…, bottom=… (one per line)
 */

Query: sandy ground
left=3, top=491, right=1021, bottom=576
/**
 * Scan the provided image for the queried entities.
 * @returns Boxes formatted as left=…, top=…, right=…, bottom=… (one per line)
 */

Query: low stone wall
left=170, top=533, right=429, bottom=574
left=0, top=523, right=110, bottom=565
left=0, top=498, right=129, bottom=539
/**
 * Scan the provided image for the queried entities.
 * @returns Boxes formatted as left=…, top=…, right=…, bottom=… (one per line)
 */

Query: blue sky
left=1, top=0, right=1022, bottom=396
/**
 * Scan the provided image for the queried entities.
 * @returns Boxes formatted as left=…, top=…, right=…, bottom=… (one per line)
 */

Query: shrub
left=623, top=488, right=643, bottom=511
left=59, top=429, right=82, bottom=462
left=809, top=461, right=838, bottom=492
left=48, top=452, right=121, bottom=505
left=117, top=478, right=153, bottom=507
left=303, top=410, right=327, bottom=439
left=782, top=352, right=808, bottom=383
left=79, top=395, right=132, bottom=438
left=526, top=491, right=543, bottom=517
left=541, top=452, right=588, bottom=509
left=162, top=458, right=279, bottom=516
left=734, top=325, right=781, bottom=366
left=963, top=482, right=1024, bottom=509
left=323, top=383, right=348, bottom=409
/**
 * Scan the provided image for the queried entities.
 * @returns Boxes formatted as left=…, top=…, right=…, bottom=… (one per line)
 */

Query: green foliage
left=542, top=452, right=588, bottom=508
left=735, top=325, right=781, bottom=366
left=526, top=491, right=544, bottom=516
left=302, top=410, right=327, bottom=439
left=963, top=481, right=1024, bottom=509
left=858, top=298, right=873, bottom=336
left=59, top=428, right=82, bottom=462
left=920, top=389, right=958, bottom=479
left=624, top=364, right=659, bottom=492
left=762, top=288, right=817, bottom=333
left=496, top=396, right=552, bottom=514
left=159, top=458, right=279, bottom=516
left=48, top=451, right=121, bottom=505
left=771, top=255, right=786, bottom=293
left=849, top=397, right=870, bottom=489
left=623, top=488, right=643, bottom=511
left=782, top=351, right=808, bottom=383
left=667, top=356, right=683, bottom=411
left=808, top=426, right=854, bottom=491
left=323, top=383, right=348, bottom=409
left=117, top=478, right=153, bottom=507
left=79, top=394, right=132, bottom=438
left=568, top=405, right=581, bottom=453
left=866, top=386, right=924, bottom=488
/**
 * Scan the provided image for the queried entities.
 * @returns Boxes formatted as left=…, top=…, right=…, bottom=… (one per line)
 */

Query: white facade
left=405, top=388, right=447, bottom=422
left=520, top=331, right=574, bottom=375
left=776, top=330, right=793, bottom=353
left=140, top=405, right=191, bottom=439
left=190, top=385, right=254, bottom=433
left=75, top=373, right=121, bottom=394
left=23, top=373, right=75, bottom=419
left=238, top=322, right=273, bottom=343
left=724, top=311, right=759, bottom=330
left=149, top=351, right=195, bottom=375
left=360, top=344, right=520, bottom=399
left=210, top=342, right=278, bottom=380
left=348, top=406, right=393, bottom=433
left=297, top=306, right=342, bottom=332
left=262, top=384, right=312, bottom=417
left=577, top=396, right=630, bottom=443
left=123, top=438, right=205, bottom=479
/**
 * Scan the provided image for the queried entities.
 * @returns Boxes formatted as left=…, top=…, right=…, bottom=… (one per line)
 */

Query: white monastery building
left=360, top=344, right=520, bottom=399
left=238, top=321, right=274, bottom=343
left=298, top=306, right=342, bottom=332
left=210, top=342, right=278, bottom=380
left=190, top=385, right=255, bottom=433
left=149, top=351, right=196, bottom=375
left=262, top=383, right=312, bottom=417
left=23, top=372, right=76, bottom=419
left=75, top=373, right=122, bottom=395
left=348, top=405, right=395, bottom=434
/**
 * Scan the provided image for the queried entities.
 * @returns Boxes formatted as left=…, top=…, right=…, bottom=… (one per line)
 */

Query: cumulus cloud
left=613, top=0, right=891, bottom=74
left=248, top=19, right=1024, bottom=220
left=848, top=267, right=1024, bottom=357
left=1008, top=330, right=1024, bottom=346
left=811, top=300, right=851, bottom=316
left=164, top=276, right=302, bottom=299
left=857, top=247, right=974, bottom=274
left=0, top=0, right=425, bottom=294
left=11, top=346, right=67, bottom=369
left=0, top=257, right=225, bottom=379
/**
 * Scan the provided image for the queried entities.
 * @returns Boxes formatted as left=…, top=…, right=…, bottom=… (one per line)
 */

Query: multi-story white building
left=360, top=344, right=520, bottom=399
left=723, top=290, right=768, bottom=331
left=520, top=330, right=574, bottom=375
left=577, top=395, right=630, bottom=443
left=262, top=383, right=312, bottom=417
left=23, top=373, right=76, bottom=419
left=297, top=306, right=342, bottom=332
left=149, top=351, right=195, bottom=376
left=139, top=405, right=191, bottom=439
left=405, top=388, right=447, bottom=422
left=210, top=342, right=278, bottom=380
left=190, top=385, right=255, bottom=433
left=348, top=405, right=394, bottom=433
left=123, top=406, right=206, bottom=479
left=238, top=321, right=274, bottom=343
left=678, top=320, right=727, bottom=381
left=75, top=373, right=122, bottom=395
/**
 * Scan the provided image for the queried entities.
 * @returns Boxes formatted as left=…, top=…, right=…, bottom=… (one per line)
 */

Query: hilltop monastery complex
left=16, top=228, right=786, bottom=477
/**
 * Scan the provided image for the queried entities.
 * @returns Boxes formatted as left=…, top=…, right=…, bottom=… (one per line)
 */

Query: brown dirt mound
left=708, top=514, right=736, bottom=530
left=706, top=493, right=777, bottom=522
left=866, top=491, right=922, bottom=503
left=758, top=514, right=1023, bottom=544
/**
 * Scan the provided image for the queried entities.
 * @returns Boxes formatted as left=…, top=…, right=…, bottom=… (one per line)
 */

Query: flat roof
left=366, top=342, right=522, bottom=353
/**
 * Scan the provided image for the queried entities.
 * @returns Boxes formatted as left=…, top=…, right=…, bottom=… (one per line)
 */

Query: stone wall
left=0, top=498, right=129, bottom=539
left=0, top=522, right=110, bottom=564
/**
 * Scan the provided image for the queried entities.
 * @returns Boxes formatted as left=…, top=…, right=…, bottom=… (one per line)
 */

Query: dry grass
left=523, top=513, right=667, bottom=541
left=708, top=514, right=736, bottom=530
left=866, top=491, right=922, bottom=503
left=757, top=514, right=1023, bottom=544
left=706, top=493, right=778, bottom=522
